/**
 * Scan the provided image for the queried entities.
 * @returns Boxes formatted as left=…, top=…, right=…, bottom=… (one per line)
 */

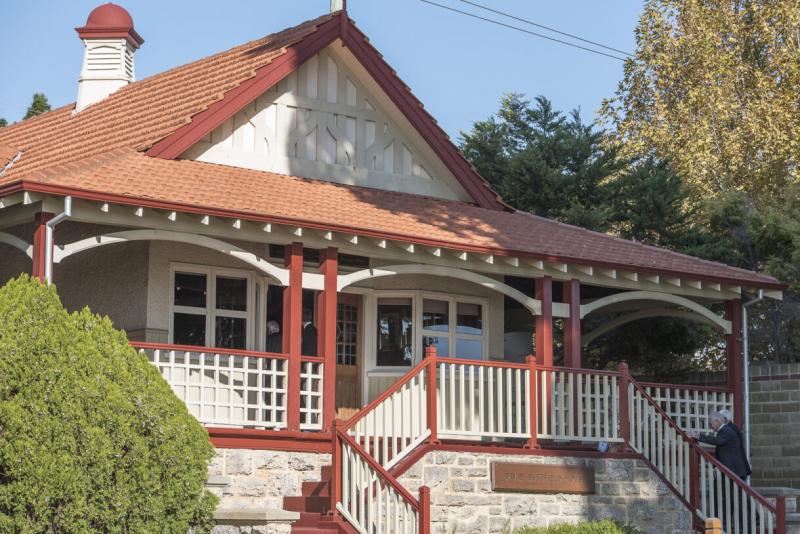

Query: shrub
left=0, top=275, right=217, bottom=533
left=506, top=521, right=646, bottom=534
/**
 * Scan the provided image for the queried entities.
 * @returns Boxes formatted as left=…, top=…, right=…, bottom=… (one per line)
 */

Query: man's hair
left=709, top=411, right=726, bottom=424
left=719, top=409, right=733, bottom=423
left=302, top=308, right=313, bottom=322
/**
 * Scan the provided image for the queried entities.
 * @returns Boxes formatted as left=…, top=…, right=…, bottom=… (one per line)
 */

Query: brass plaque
left=490, top=463, right=595, bottom=494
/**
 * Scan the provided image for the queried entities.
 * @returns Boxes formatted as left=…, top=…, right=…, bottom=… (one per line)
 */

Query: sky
left=0, top=0, right=642, bottom=140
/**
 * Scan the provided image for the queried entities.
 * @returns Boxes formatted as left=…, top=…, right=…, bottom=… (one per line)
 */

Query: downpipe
left=44, top=196, right=72, bottom=284
left=742, top=289, right=763, bottom=464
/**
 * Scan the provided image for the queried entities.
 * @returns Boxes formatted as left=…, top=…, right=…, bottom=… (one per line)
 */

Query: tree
left=23, top=93, right=51, bottom=120
left=0, top=275, right=217, bottom=533
left=600, top=0, right=800, bottom=198
left=0, top=118, right=6, bottom=128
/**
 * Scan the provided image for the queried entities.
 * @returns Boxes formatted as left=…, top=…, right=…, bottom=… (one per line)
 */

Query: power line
left=456, top=0, right=633, bottom=57
left=419, top=0, right=629, bottom=62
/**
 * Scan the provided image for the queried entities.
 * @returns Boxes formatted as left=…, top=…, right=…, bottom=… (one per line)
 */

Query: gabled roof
left=0, top=11, right=504, bottom=209
left=1, top=148, right=781, bottom=290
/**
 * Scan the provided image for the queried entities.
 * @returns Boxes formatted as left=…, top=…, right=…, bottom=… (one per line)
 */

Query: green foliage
left=0, top=275, right=217, bottom=533
left=23, top=93, right=51, bottom=120
left=0, top=118, right=6, bottom=128
left=504, top=520, right=646, bottom=534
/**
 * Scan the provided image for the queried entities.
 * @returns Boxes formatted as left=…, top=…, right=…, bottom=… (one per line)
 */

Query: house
left=0, top=3, right=790, bottom=533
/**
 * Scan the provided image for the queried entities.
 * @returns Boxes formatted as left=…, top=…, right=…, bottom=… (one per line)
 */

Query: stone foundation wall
left=398, top=451, right=693, bottom=534
left=206, top=448, right=330, bottom=534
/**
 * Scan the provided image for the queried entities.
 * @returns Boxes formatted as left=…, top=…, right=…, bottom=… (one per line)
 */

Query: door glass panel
left=376, top=298, right=413, bottom=367
left=455, top=338, right=482, bottom=360
left=174, top=273, right=207, bottom=308
left=456, top=302, right=482, bottom=335
left=423, top=299, right=449, bottom=332
left=423, top=336, right=449, bottom=357
left=216, top=317, right=247, bottom=349
left=216, top=276, right=247, bottom=311
left=337, top=303, right=358, bottom=365
left=174, top=313, right=206, bottom=346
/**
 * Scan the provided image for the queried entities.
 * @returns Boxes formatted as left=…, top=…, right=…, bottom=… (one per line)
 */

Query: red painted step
left=289, top=465, right=355, bottom=534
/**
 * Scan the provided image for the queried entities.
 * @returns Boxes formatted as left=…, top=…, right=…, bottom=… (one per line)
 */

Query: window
left=171, top=266, right=254, bottom=350
left=337, top=302, right=358, bottom=365
left=422, top=297, right=484, bottom=361
left=376, top=297, right=413, bottom=367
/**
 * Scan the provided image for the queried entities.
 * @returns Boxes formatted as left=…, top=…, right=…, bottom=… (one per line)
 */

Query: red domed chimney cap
left=76, top=3, right=144, bottom=48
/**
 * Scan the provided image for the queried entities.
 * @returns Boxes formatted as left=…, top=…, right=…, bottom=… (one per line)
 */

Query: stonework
left=398, top=451, right=693, bottom=534
left=206, top=448, right=330, bottom=534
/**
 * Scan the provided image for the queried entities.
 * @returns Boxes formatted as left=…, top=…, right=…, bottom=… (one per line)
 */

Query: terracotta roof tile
left=15, top=150, right=780, bottom=289
left=0, top=13, right=335, bottom=182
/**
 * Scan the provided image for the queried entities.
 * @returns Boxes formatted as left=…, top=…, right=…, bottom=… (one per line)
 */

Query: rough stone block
left=225, top=450, right=253, bottom=476
left=450, top=478, right=475, bottom=492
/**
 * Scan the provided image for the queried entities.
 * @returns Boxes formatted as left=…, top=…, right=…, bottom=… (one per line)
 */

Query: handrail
left=336, top=427, right=420, bottom=509
left=630, top=378, right=777, bottom=512
left=130, top=341, right=288, bottom=360
left=443, top=357, right=528, bottom=370
left=342, top=356, right=430, bottom=431
left=537, top=364, right=622, bottom=377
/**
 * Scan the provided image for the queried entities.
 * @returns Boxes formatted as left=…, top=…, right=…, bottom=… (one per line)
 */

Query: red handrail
left=638, top=381, right=733, bottom=394
left=130, top=341, right=288, bottom=360
left=335, top=427, right=420, bottom=509
left=630, top=379, right=777, bottom=512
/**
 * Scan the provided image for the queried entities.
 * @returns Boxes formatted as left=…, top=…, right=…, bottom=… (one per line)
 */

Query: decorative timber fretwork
left=182, top=45, right=472, bottom=201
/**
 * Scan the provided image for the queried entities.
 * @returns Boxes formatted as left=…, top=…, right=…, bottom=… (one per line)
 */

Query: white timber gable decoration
left=182, top=43, right=474, bottom=201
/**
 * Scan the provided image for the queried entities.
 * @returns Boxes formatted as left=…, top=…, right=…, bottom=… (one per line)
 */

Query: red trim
left=725, top=300, right=743, bottom=428
left=535, top=277, right=553, bottom=367
left=31, top=212, right=53, bottom=282
left=637, top=381, right=733, bottom=394
left=75, top=27, right=144, bottom=47
left=418, top=486, right=431, bottom=534
left=318, top=247, right=338, bottom=431
left=563, top=279, right=581, bottom=368
left=130, top=341, right=287, bottom=360
left=424, top=348, right=438, bottom=443
left=146, top=17, right=341, bottom=159
left=525, top=355, right=538, bottom=449
left=618, top=362, right=632, bottom=451
left=1, top=180, right=784, bottom=291
left=285, top=242, right=304, bottom=431
left=207, top=427, right=331, bottom=452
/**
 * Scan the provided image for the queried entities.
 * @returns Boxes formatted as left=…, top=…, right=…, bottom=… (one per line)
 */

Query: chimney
left=75, top=3, right=143, bottom=112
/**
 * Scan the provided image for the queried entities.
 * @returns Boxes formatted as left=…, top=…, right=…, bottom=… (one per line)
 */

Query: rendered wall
left=398, top=451, right=694, bottom=534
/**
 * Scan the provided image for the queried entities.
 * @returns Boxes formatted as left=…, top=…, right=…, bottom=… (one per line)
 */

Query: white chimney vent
left=75, top=3, right=143, bottom=112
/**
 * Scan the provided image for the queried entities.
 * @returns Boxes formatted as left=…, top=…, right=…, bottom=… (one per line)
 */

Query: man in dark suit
left=690, top=412, right=750, bottom=479
left=301, top=308, right=318, bottom=356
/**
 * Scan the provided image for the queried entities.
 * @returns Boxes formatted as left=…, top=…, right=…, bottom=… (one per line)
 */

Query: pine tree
left=23, top=93, right=51, bottom=120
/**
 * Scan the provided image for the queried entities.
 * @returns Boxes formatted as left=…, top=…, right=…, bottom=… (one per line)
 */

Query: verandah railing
left=639, top=381, right=734, bottom=434
left=132, top=342, right=324, bottom=431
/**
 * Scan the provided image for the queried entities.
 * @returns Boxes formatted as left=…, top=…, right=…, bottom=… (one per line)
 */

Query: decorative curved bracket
left=0, top=231, right=33, bottom=258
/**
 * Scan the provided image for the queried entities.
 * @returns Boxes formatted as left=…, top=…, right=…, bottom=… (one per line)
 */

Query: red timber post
left=725, top=299, right=744, bottom=427
left=562, top=279, right=582, bottom=368
left=689, top=446, right=701, bottom=530
left=424, top=345, right=439, bottom=444
left=284, top=242, right=304, bottom=431
left=418, top=485, right=431, bottom=534
left=31, top=212, right=54, bottom=282
left=525, top=354, right=539, bottom=448
left=617, top=362, right=632, bottom=451
left=317, top=247, right=338, bottom=431
left=777, top=496, right=787, bottom=534
left=330, top=419, right=343, bottom=518
left=535, top=277, right=553, bottom=366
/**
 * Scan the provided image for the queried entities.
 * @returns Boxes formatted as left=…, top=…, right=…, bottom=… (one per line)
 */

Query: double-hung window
left=171, top=265, right=254, bottom=350
left=421, top=296, right=485, bottom=360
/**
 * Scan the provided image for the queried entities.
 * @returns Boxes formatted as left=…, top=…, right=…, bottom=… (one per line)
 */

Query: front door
left=335, top=293, right=363, bottom=420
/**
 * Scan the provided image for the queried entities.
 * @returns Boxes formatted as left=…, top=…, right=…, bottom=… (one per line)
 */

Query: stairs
left=285, top=465, right=356, bottom=534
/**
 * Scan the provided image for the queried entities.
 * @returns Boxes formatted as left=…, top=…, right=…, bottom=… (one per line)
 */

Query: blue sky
left=0, top=1, right=641, bottom=140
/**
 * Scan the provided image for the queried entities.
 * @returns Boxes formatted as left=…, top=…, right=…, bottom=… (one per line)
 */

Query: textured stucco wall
left=398, top=451, right=693, bottom=534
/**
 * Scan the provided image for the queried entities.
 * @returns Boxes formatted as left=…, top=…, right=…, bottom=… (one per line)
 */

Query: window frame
left=169, top=263, right=257, bottom=350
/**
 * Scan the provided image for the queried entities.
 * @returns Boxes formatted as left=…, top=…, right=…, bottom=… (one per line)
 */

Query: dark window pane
left=423, top=299, right=449, bottom=332
left=456, top=338, right=482, bottom=360
left=376, top=298, right=413, bottom=367
left=216, top=276, right=247, bottom=311
left=174, top=273, right=207, bottom=308
left=216, top=317, right=247, bottom=349
left=174, top=313, right=206, bottom=346
left=457, top=302, right=482, bottom=335
left=423, top=336, right=449, bottom=357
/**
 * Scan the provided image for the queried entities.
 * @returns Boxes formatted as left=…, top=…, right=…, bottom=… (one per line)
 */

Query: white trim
left=169, top=263, right=257, bottom=350
left=55, top=229, right=290, bottom=286
left=580, top=290, right=731, bottom=334
left=582, top=308, right=729, bottom=347
left=0, top=232, right=32, bottom=258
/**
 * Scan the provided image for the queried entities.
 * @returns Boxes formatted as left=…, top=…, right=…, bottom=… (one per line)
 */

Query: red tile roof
left=6, top=149, right=781, bottom=289
left=0, top=12, right=781, bottom=290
